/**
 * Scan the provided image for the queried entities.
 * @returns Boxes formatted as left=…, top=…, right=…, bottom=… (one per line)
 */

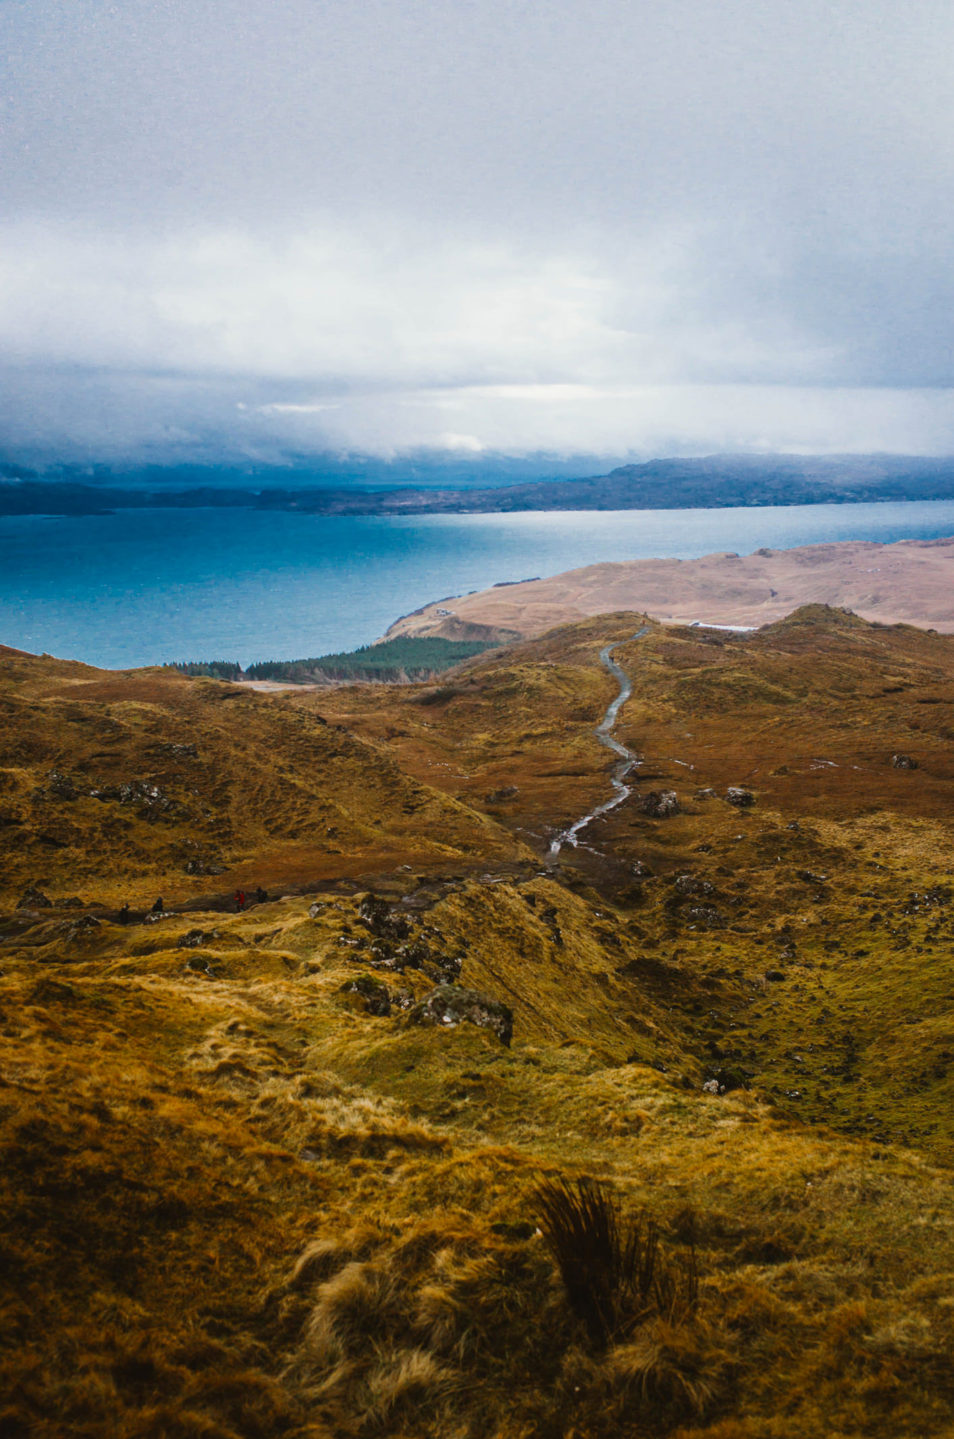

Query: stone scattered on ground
left=177, top=929, right=220, bottom=949
left=339, top=974, right=392, bottom=1016
left=635, top=789, right=681, bottom=818
left=405, top=983, right=514, bottom=1046
left=726, top=787, right=756, bottom=807
left=17, top=885, right=52, bottom=910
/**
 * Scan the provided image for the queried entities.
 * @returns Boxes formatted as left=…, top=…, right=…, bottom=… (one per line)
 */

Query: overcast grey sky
left=2, top=0, right=954, bottom=464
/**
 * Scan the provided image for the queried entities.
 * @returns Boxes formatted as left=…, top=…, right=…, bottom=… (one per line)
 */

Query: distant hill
left=6, top=451, right=954, bottom=515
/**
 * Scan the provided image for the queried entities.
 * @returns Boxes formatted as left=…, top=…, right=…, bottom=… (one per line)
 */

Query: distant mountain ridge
left=5, top=452, right=954, bottom=516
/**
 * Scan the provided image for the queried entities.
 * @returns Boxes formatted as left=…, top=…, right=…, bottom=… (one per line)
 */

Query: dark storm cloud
left=2, top=0, right=954, bottom=459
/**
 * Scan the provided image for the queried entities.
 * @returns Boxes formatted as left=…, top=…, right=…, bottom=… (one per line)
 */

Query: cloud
left=2, top=0, right=954, bottom=461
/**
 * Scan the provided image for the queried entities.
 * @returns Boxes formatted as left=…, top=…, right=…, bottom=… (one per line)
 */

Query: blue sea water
left=3, top=499, right=954, bottom=669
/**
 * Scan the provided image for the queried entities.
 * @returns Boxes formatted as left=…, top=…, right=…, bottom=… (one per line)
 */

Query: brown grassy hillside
left=0, top=647, right=527, bottom=912
left=4, top=610, right=954, bottom=1438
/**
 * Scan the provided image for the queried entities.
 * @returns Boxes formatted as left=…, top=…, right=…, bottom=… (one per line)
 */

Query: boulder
left=46, top=771, right=79, bottom=801
left=892, top=753, right=918, bottom=770
left=358, top=893, right=410, bottom=941
left=58, top=915, right=102, bottom=942
left=725, top=787, right=755, bottom=807
left=635, top=789, right=680, bottom=818
left=703, top=1065, right=747, bottom=1094
left=406, top=984, right=513, bottom=1046
left=177, top=929, right=220, bottom=949
left=16, top=885, right=52, bottom=910
left=673, top=873, right=714, bottom=897
left=184, top=857, right=226, bottom=875
left=686, top=905, right=726, bottom=929
left=339, top=975, right=392, bottom=1017
left=91, top=779, right=180, bottom=818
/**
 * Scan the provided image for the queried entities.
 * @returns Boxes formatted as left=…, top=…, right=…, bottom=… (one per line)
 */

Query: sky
left=2, top=0, right=954, bottom=468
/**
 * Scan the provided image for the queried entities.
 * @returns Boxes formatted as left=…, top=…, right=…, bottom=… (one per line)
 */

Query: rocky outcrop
left=16, top=884, right=52, bottom=910
left=725, top=787, right=755, bottom=807
left=358, top=893, right=410, bottom=942
left=339, top=974, right=392, bottom=1016
left=672, top=873, right=714, bottom=897
left=405, top=984, right=513, bottom=1046
left=177, top=929, right=220, bottom=949
left=892, top=753, right=918, bottom=769
left=635, top=789, right=680, bottom=818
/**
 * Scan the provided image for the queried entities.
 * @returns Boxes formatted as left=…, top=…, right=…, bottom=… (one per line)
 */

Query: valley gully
left=548, top=627, right=649, bottom=858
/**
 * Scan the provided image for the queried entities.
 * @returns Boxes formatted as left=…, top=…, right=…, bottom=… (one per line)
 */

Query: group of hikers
left=116, top=886, right=269, bottom=923
left=232, top=887, right=268, bottom=911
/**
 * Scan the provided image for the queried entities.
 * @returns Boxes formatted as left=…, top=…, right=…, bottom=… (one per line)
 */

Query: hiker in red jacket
left=234, top=889, right=246, bottom=911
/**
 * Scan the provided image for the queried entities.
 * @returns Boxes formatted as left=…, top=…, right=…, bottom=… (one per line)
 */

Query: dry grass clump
left=280, top=1194, right=725, bottom=1437
left=281, top=1214, right=573, bottom=1435
left=533, top=1175, right=699, bottom=1348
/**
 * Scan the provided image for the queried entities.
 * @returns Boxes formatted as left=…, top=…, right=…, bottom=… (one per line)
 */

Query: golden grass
left=4, top=607, right=954, bottom=1434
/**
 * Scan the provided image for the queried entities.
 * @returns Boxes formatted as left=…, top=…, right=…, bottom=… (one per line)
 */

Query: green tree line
left=167, top=637, right=499, bottom=684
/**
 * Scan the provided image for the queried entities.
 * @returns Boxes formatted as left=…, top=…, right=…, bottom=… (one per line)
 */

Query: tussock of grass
left=534, top=1175, right=698, bottom=1347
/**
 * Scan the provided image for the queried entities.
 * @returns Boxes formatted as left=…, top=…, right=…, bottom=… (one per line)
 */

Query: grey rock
left=673, top=873, right=714, bottom=897
left=90, top=779, right=180, bottom=818
left=17, top=885, right=52, bottom=910
left=686, top=905, right=725, bottom=929
left=46, top=771, right=79, bottom=801
left=358, top=893, right=410, bottom=941
left=339, top=974, right=392, bottom=1016
left=406, top=983, right=513, bottom=1046
left=725, top=787, right=755, bottom=807
left=177, top=928, right=220, bottom=949
left=635, top=789, right=680, bottom=818
left=184, top=857, right=225, bottom=875
left=892, top=753, right=918, bottom=769
left=59, top=915, right=102, bottom=941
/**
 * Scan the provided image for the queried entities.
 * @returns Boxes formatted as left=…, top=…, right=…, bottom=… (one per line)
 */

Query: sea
left=4, top=499, right=954, bottom=670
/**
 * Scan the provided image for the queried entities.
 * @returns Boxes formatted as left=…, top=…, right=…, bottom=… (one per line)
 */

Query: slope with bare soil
left=383, top=534, right=954, bottom=639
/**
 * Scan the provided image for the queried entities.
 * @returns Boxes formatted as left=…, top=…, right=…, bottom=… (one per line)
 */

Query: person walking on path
left=234, top=889, right=246, bottom=911
left=151, top=896, right=164, bottom=914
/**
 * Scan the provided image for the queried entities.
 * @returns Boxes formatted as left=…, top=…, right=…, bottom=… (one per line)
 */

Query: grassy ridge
left=6, top=606, right=954, bottom=1436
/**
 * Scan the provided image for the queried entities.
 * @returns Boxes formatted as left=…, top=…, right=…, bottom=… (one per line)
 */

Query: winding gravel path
left=548, top=627, right=648, bottom=859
